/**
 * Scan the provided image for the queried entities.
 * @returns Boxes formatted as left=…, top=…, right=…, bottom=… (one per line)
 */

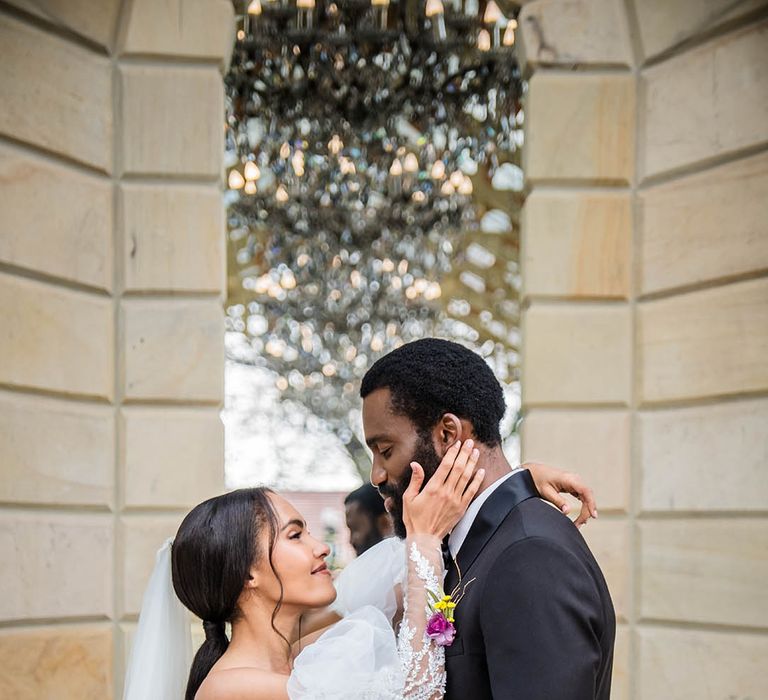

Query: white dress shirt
left=448, top=467, right=524, bottom=559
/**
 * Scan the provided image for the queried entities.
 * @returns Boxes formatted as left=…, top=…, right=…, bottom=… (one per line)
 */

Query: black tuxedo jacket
left=443, top=470, right=615, bottom=700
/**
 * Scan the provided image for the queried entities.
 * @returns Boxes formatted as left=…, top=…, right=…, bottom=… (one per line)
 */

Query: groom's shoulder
left=490, top=497, right=594, bottom=561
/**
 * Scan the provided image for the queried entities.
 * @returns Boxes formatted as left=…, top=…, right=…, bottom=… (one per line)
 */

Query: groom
left=361, top=338, right=615, bottom=699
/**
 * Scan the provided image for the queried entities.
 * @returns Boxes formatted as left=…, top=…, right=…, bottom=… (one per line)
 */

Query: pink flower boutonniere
left=425, top=580, right=475, bottom=648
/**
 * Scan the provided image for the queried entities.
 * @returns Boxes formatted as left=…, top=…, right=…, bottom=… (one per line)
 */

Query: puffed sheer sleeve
left=332, top=537, right=406, bottom=623
left=289, top=535, right=446, bottom=700
left=288, top=606, right=405, bottom=699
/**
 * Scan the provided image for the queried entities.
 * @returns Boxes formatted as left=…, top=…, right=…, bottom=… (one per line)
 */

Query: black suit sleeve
left=479, top=536, right=605, bottom=699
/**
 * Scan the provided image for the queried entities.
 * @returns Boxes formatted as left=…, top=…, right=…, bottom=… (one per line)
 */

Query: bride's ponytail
left=171, top=488, right=279, bottom=700
left=184, top=621, right=230, bottom=700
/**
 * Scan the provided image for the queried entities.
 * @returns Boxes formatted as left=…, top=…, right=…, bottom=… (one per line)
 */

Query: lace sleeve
left=397, top=535, right=446, bottom=700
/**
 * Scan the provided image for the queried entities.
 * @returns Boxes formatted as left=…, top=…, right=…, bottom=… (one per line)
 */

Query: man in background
left=344, top=483, right=393, bottom=556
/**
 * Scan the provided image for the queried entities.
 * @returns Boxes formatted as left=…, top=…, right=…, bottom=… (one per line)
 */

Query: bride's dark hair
left=171, top=488, right=283, bottom=700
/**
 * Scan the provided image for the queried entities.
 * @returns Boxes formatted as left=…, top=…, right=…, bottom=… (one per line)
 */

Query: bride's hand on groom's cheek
left=523, top=462, right=598, bottom=528
left=403, top=440, right=485, bottom=539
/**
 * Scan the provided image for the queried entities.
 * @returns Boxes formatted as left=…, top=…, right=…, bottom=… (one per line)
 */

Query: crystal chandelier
left=224, top=0, right=524, bottom=475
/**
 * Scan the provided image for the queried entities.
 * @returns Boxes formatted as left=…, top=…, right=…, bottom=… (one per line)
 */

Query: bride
left=124, top=446, right=596, bottom=700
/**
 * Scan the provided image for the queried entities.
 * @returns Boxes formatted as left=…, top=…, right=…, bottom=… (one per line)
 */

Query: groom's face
left=362, top=388, right=443, bottom=539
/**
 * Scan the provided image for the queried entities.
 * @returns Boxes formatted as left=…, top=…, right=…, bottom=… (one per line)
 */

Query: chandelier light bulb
left=430, top=160, right=446, bottom=179
left=449, top=169, right=464, bottom=187
left=236, top=29, right=245, bottom=40
left=503, top=18, right=517, bottom=46
left=280, top=142, right=291, bottom=159
left=483, top=0, right=501, bottom=24
left=425, top=0, right=444, bottom=17
left=228, top=169, right=245, bottom=189
left=477, top=28, right=491, bottom=51
left=244, top=161, right=261, bottom=180
left=280, top=270, right=297, bottom=289
left=389, top=158, right=403, bottom=196
left=247, top=0, right=262, bottom=15
left=458, top=175, right=474, bottom=195
left=244, top=180, right=257, bottom=194
left=275, top=184, right=289, bottom=202
left=424, top=282, right=442, bottom=300
left=441, top=180, right=455, bottom=196
left=403, top=152, right=419, bottom=173
left=426, top=0, right=447, bottom=41
left=328, top=134, right=343, bottom=155
left=371, top=0, right=389, bottom=28
left=297, top=0, right=315, bottom=28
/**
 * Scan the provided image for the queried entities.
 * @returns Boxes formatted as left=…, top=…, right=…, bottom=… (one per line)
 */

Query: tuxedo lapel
left=445, top=470, right=539, bottom=592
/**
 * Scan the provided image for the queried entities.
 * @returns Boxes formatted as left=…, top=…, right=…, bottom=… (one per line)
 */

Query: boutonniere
left=425, top=578, right=475, bottom=647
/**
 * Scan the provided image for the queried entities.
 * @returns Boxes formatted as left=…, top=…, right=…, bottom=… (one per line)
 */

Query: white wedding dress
left=290, top=535, right=444, bottom=700
left=124, top=536, right=445, bottom=700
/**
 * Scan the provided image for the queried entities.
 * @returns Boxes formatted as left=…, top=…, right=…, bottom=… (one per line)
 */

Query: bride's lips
left=311, top=563, right=331, bottom=576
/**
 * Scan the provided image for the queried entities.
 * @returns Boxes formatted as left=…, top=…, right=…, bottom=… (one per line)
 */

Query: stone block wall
left=519, top=1, right=768, bottom=697
left=0, top=1, right=233, bottom=697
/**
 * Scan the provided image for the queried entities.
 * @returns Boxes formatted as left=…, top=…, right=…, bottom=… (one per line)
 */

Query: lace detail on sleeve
left=397, top=537, right=446, bottom=700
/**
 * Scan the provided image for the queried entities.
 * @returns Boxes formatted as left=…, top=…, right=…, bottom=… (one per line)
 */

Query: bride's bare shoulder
left=195, top=667, right=290, bottom=700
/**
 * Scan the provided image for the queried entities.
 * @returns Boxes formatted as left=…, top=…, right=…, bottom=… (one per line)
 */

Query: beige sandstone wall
left=0, top=1, right=233, bottom=697
left=519, top=0, right=768, bottom=697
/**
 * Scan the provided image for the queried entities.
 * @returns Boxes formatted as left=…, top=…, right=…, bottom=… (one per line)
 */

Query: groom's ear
left=434, top=413, right=464, bottom=452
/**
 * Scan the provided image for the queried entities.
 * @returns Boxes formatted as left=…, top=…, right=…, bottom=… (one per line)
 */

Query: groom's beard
left=380, top=433, right=442, bottom=540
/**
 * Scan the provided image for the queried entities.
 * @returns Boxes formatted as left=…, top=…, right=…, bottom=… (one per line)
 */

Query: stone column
left=0, top=1, right=233, bottom=697
left=519, top=0, right=768, bottom=697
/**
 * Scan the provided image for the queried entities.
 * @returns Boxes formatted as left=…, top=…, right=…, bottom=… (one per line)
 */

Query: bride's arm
left=398, top=441, right=484, bottom=700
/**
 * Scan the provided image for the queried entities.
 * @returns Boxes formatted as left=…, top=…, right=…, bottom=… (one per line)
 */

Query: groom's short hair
left=360, top=338, right=505, bottom=446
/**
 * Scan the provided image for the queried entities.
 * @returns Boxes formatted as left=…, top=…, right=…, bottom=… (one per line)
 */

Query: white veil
left=123, top=538, right=193, bottom=700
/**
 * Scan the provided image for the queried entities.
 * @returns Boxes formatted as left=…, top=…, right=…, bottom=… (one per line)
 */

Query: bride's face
left=253, top=493, right=336, bottom=609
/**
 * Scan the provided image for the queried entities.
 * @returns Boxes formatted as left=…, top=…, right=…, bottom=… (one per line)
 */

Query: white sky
left=223, top=358, right=364, bottom=492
